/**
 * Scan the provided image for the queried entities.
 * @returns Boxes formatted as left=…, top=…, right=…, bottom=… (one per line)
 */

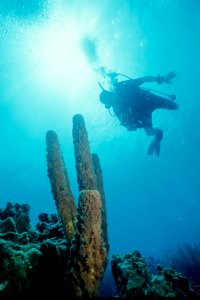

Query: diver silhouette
left=99, top=71, right=179, bottom=156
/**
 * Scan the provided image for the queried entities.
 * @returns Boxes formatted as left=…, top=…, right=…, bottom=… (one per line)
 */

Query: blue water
left=0, top=0, right=200, bottom=260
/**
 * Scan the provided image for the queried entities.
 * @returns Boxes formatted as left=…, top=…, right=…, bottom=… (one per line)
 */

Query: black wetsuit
left=112, top=79, right=179, bottom=130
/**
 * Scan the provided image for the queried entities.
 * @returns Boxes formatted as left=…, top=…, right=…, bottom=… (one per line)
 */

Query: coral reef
left=111, top=250, right=198, bottom=298
left=111, top=251, right=151, bottom=297
left=0, top=114, right=109, bottom=297
left=1, top=202, right=199, bottom=298
left=0, top=199, right=107, bottom=298
left=0, top=202, right=30, bottom=243
left=0, top=203, right=67, bottom=297
left=162, top=242, right=200, bottom=286
left=3, top=114, right=199, bottom=298
left=46, top=130, right=76, bottom=245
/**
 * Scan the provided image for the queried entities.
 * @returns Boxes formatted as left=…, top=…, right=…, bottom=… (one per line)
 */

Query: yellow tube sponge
left=46, top=130, right=76, bottom=245
left=67, top=190, right=107, bottom=297
left=72, top=114, right=96, bottom=191
left=92, top=153, right=110, bottom=263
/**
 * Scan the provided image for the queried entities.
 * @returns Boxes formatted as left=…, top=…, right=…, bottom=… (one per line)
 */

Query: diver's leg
left=145, top=127, right=163, bottom=156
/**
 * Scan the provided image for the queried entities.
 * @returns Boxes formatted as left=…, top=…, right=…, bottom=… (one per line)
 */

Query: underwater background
left=0, top=0, right=200, bottom=270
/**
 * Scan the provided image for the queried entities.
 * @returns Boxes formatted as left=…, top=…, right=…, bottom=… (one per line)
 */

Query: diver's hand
left=157, top=71, right=177, bottom=84
left=163, top=71, right=177, bottom=84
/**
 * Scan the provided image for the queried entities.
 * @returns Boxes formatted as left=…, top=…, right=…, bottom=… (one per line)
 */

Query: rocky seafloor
left=0, top=201, right=200, bottom=298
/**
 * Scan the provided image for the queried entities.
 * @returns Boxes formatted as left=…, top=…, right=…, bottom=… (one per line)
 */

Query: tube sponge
left=46, top=130, right=76, bottom=245
left=67, top=190, right=107, bottom=297
left=72, top=114, right=96, bottom=191
left=92, top=153, right=110, bottom=258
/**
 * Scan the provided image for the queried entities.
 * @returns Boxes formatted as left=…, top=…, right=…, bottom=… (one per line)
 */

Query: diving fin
left=147, top=136, right=162, bottom=157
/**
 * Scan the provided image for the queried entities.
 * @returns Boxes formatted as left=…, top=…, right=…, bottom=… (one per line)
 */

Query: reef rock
left=111, top=250, right=196, bottom=297
left=0, top=203, right=67, bottom=298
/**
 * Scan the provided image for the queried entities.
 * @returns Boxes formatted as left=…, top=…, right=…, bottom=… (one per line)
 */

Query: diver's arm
left=136, top=76, right=158, bottom=85
left=116, top=76, right=158, bottom=87
left=136, top=72, right=177, bottom=86
left=114, top=71, right=177, bottom=90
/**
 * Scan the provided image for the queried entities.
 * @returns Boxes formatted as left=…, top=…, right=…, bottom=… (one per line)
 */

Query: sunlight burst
left=27, top=16, right=94, bottom=92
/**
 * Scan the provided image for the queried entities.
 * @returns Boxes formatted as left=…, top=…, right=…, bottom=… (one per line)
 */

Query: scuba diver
left=99, top=71, right=179, bottom=156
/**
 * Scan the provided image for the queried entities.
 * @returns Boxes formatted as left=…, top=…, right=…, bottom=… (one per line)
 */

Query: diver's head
left=99, top=90, right=114, bottom=109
